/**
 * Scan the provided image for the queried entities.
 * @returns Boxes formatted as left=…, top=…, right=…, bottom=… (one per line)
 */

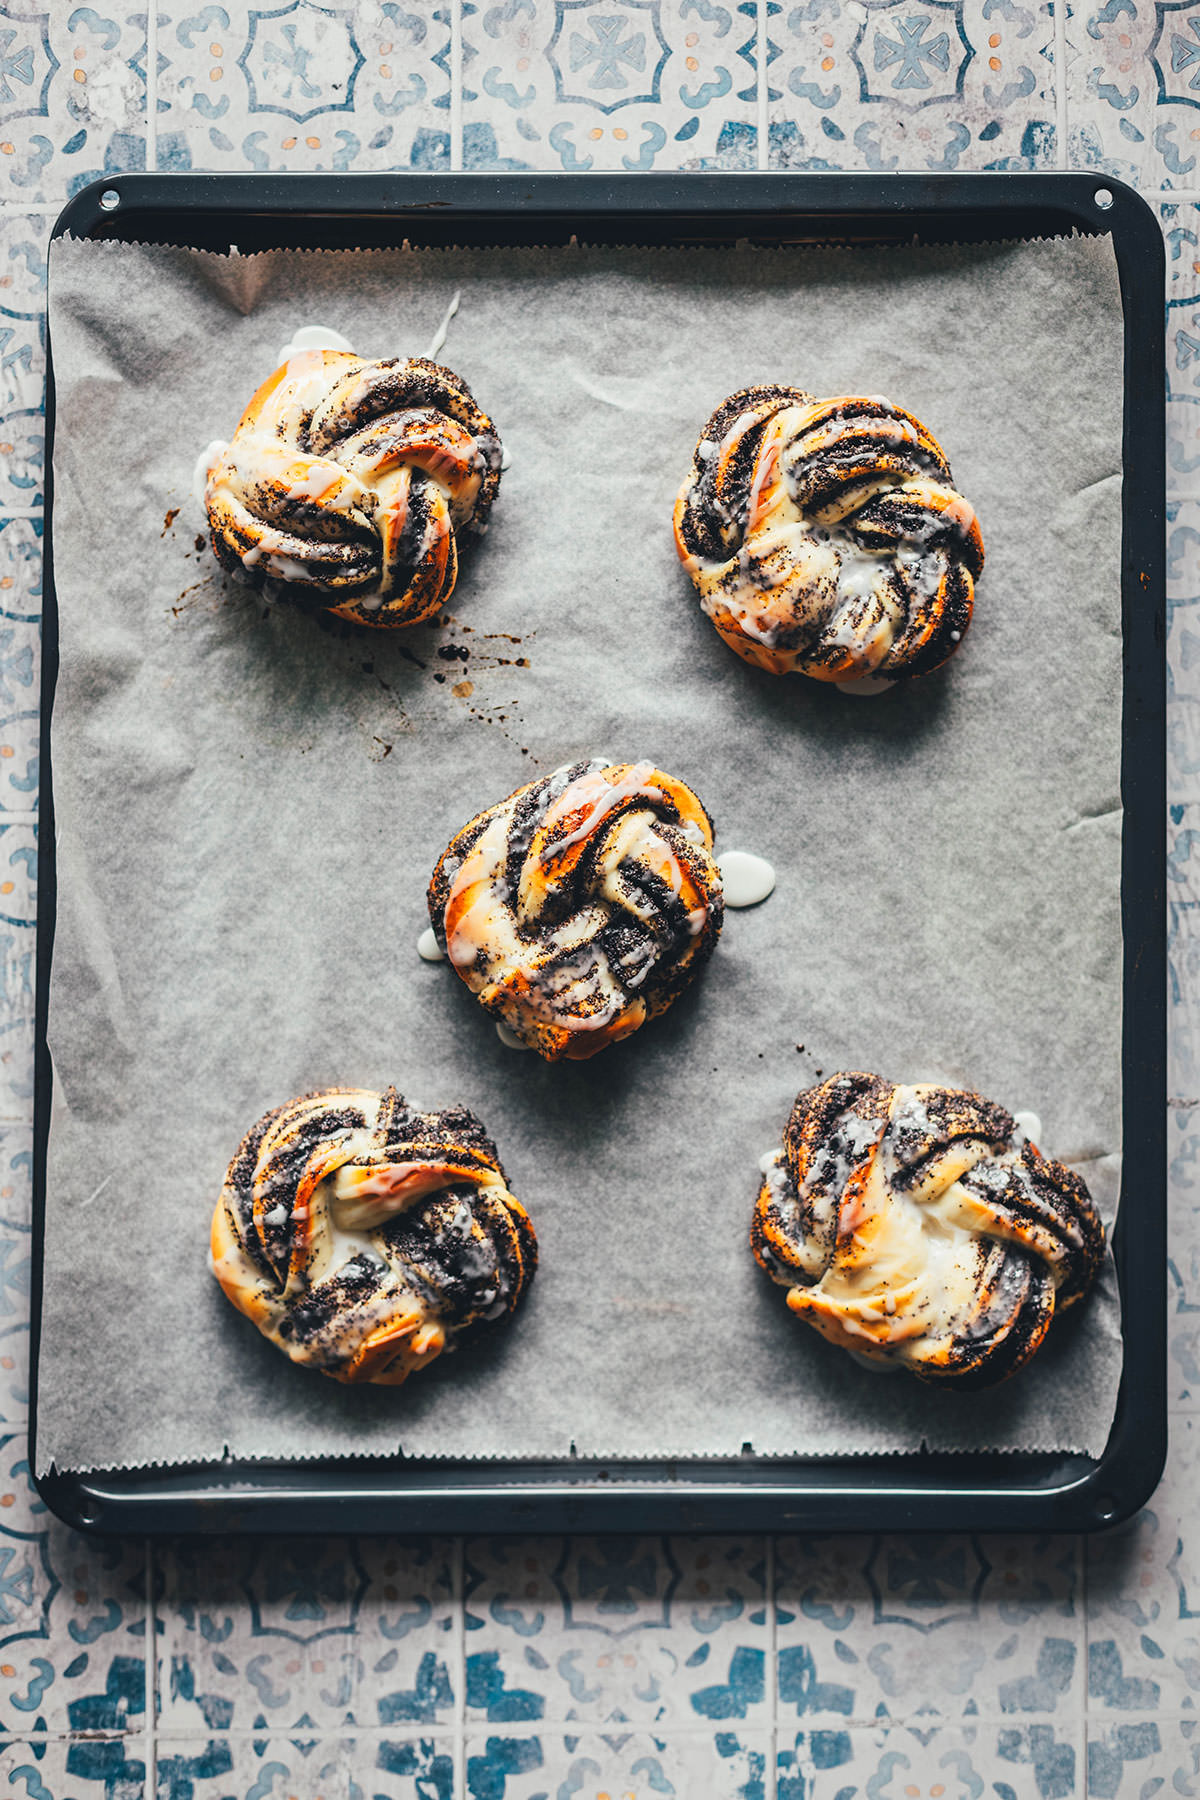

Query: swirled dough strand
left=205, top=349, right=503, bottom=627
left=675, top=388, right=984, bottom=684
left=427, top=759, right=725, bottom=1060
left=752, top=1072, right=1104, bottom=1387
left=211, top=1086, right=536, bottom=1384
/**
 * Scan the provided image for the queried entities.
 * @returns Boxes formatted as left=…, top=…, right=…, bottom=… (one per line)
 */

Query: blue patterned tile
left=0, top=514, right=42, bottom=826
left=774, top=1532, right=1081, bottom=1724
left=0, top=3, right=148, bottom=203
left=0, top=211, right=47, bottom=517
left=0, top=825, right=35, bottom=930
left=463, top=1534, right=767, bottom=1727
left=0, top=0, right=1185, bottom=1757
left=157, top=1535, right=456, bottom=1735
left=1168, top=1105, right=1200, bottom=1407
left=0, top=236, right=43, bottom=525
left=465, top=1728, right=768, bottom=1797
left=1165, top=200, right=1200, bottom=303
left=460, top=0, right=759, bottom=172
left=1086, top=1412, right=1199, bottom=1716
left=1066, top=0, right=1200, bottom=188
left=1088, top=1718, right=1200, bottom=1798
left=778, top=1722, right=1081, bottom=1796
left=1168, top=249, right=1200, bottom=509
left=0, top=516, right=40, bottom=621
left=155, top=1, right=452, bottom=176
left=0, top=936, right=33, bottom=1120
left=0, top=1432, right=146, bottom=1737
left=1167, top=507, right=1200, bottom=902
left=1063, top=0, right=1157, bottom=185
left=1169, top=400, right=1200, bottom=509
left=768, top=0, right=1058, bottom=172
left=0, top=1739, right=148, bottom=1800
left=1171, top=921, right=1200, bottom=1100
left=0, top=820, right=36, bottom=1120
left=155, top=1734, right=455, bottom=1798
left=0, top=1123, right=30, bottom=1427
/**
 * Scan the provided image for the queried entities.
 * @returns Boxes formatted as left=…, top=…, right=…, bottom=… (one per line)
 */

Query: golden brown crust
left=211, top=1086, right=536, bottom=1385
left=205, top=351, right=503, bottom=628
left=751, top=1072, right=1105, bottom=1388
left=675, top=388, right=983, bottom=684
left=427, top=758, right=724, bottom=1060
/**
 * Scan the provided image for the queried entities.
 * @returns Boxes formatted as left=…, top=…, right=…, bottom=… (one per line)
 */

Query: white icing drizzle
left=193, top=439, right=229, bottom=511
left=417, top=926, right=446, bottom=963
left=1012, top=1111, right=1043, bottom=1146
left=685, top=399, right=978, bottom=684
left=425, top=290, right=461, bottom=359
left=439, top=760, right=719, bottom=1050
left=277, top=323, right=355, bottom=365
left=789, top=1082, right=1053, bottom=1359
left=530, top=761, right=658, bottom=873
left=718, top=850, right=776, bottom=908
left=495, top=1021, right=529, bottom=1050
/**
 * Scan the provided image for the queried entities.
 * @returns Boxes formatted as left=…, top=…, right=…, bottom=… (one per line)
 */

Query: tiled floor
left=0, top=0, right=1193, bottom=1792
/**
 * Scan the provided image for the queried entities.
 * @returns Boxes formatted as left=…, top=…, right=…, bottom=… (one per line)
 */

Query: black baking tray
left=31, top=172, right=1166, bottom=1535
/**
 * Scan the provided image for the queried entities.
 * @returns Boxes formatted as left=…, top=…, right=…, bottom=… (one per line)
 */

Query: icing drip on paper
left=425, top=291, right=461, bottom=360
left=718, top=851, right=776, bottom=908
left=277, top=324, right=355, bottom=365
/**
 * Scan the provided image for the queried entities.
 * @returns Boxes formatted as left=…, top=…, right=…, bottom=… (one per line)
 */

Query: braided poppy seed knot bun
left=210, top=1087, right=536, bottom=1385
left=752, top=1073, right=1104, bottom=1388
left=205, top=349, right=503, bottom=628
left=674, top=388, right=984, bottom=684
left=428, top=759, right=724, bottom=1061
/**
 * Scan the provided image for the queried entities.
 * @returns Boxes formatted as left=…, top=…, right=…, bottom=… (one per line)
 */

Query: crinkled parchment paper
left=38, top=231, right=1125, bottom=1473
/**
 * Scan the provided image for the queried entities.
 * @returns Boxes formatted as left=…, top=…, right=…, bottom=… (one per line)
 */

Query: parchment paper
left=39, top=231, right=1126, bottom=1474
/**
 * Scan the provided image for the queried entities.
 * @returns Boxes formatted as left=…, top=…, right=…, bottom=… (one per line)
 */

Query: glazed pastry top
left=752, top=1072, right=1104, bottom=1387
left=210, top=1086, right=536, bottom=1385
left=428, top=759, right=725, bottom=1060
left=205, top=349, right=503, bottom=628
left=675, top=388, right=984, bottom=684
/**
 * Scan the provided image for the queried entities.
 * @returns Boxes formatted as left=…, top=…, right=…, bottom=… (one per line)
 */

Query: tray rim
left=31, top=169, right=1167, bottom=1536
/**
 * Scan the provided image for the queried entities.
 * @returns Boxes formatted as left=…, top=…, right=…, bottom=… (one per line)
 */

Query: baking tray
left=31, top=172, right=1166, bottom=1535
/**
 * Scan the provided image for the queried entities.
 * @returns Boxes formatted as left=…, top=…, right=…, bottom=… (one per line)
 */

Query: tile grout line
left=757, top=0, right=769, bottom=171
left=145, top=1711, right=1153, bottom=1744
left=765, top=1532, right=777, bottom=1797
left=18, top=1713, right=1200, bottom=1747
left=144, top=1533, right=157, bottom=1795
left=452, top=1535, right=466, bottom=1800
left=146, top=2, right=158, bottom=173
left=1054, top=0, right=1068, bottom=170
left=450, top=0, right=464, bottom=172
